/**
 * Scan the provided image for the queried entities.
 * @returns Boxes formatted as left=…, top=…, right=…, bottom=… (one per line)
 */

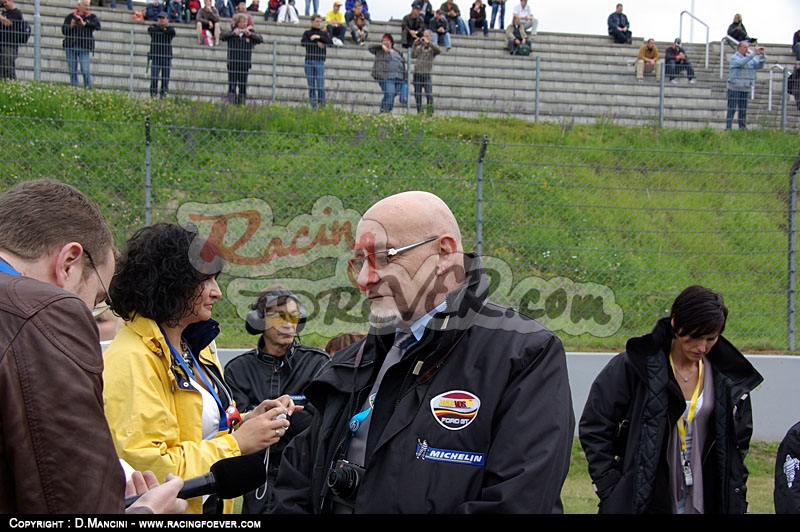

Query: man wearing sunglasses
left=224, top=284, right=330, bottom=514
left=273, top=190, right=574, bottom=514
left=0, top=179, right=186, bottom=514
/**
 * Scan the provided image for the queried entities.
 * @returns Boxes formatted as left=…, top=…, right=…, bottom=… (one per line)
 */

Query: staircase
left=12, top=0, right=800, bottom=130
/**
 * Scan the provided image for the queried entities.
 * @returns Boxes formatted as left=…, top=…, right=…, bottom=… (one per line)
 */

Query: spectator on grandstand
left=511, top=0, right=536, bottom=36
left=325, top=1, right=346, bottom=46
left=607, top=3, right=631, bottom=44
left=665, top=38, right=695, bottom=84
left=440, top=0, right=467, bottom=35
left=468, top=0, right=487, bottom=37
left=0, top=0, right=25, bottom=81
left=348, top=0, right=369, bottom=45
left=184, top=0, right=201, bottom=23
left=727, top=13, right=755, bottom=44
left=220, top=12, right=263, bottom=104
left=428, top=8, right=451, bottom=51
left=247, top=0, right=261, bottom=12
left=411, top=28, right=440, bottom=114
left=230, top=0, right=254, bottom=28
left=265, top=0, right=284, bottom=21
left=166, top=0, right=182, bottom=23
left=417, top=0, right=434, bottom=26
left=62, top=0, right=100, bottom=89
left=793, top=28, right=800, bottom=62
left=301, top=14, right=333, bottom=108
left=344, top=0, right=367, bottom=26
left=147, top=12, right=175, bottom=98
left=634, top=37, right=660, bottom=83
left=401, top=2, right=426, bottom=49
left=304, top=0, right=318, bottom=16
left=145, top=0, right=163, bottom=21
left=196, top=0, right=221, bottom=45
left=726, top=40, right=766, bottom=131
left=489, top=0, right=504, bottom=30
left=505, top=12, right=527, bottom=55
left=217, top=0, right=235, bottom=18
left=277, top=0, right=299, bottom=23
left=369, top=33, right=405, bottom=113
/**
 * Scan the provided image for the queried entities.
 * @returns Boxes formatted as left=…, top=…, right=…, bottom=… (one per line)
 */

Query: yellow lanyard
left=670, top=356, right=703, bottom=453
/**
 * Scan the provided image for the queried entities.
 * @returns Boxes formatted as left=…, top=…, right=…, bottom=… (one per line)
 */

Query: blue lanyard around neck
left=0, top=258, right=21, bottom=276
left=160, top=326, right=229, bottom=432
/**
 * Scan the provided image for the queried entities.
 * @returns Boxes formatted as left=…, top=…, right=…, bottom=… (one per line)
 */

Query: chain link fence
left=2, top=114, right=799, bottom=352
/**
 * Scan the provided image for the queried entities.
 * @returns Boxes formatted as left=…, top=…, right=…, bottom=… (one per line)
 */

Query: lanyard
left=0, top=258, right=20, bottom=276
left=671, top=356, right=704, bottom=453
left=161, top=327, right=229, bottom=433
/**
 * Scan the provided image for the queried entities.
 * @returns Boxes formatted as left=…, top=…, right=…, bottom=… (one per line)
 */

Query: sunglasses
left=347, top=236, right=439, bottom=287
left=264, top=311, right=303, bottom=325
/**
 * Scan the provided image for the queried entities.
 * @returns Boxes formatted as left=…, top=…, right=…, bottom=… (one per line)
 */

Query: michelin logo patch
left=430, top=390, right=480, bottom=430
left=415, top=439, right=485, bottom=466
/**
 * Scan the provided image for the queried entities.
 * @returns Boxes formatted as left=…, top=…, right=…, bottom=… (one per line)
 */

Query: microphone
left=124, top=453, right=266, bottom=507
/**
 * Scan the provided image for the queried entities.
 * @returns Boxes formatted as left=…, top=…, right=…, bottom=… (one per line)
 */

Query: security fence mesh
left=2, top=114, right=799, bottom=352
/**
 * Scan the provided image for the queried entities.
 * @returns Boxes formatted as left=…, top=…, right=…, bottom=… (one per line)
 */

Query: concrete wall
left=216, top=349, right=798, bottom=442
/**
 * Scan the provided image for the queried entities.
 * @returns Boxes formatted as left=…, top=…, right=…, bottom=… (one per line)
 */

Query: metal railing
left=678, top=10, right=709, bottom=69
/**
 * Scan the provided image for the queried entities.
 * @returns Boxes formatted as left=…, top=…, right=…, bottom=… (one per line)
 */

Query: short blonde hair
left=233, top=13, right=249, bottom=25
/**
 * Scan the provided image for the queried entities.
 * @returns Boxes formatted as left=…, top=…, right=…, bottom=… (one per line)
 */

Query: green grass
left=563, top=438, right=779, bottom=514
left=1, top=80, right=799, bottom=352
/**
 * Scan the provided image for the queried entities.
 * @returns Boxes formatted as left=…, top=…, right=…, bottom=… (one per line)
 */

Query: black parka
left=579, top=317, right=763, bottom=514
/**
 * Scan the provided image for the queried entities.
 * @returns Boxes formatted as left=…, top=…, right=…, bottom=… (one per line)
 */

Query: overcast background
left=362, top=0, right=798, bottom=47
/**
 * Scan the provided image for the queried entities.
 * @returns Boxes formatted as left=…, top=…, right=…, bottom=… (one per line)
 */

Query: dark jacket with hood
left=579, top=317, right=763, bottom=514
left=224, top=338, right=330, bottom=513
left=271, top=253, right=575, bottom=514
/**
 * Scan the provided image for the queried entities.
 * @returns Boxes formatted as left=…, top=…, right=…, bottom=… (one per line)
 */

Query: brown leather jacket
left=0, top=273, right=126, bottom=513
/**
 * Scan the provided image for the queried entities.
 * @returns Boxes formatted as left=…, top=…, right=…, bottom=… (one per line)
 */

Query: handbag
left=399, top=81, right=409, bottom=104
left=515, top=42, right=531, bottom=56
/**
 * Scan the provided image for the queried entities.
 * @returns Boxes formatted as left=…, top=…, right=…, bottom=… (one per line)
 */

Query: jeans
left=490, top=2, right=505, bottom=30
left=609, top=28, right=632, bottom=43
left=794, top=42, right=800, bottom=61
left=665, top=60, right=695, bottom=81
left=216, top=0, right=234, bottom=17
left=469, top=19, right=488, bottom=36
left=109, top=0, right=134, bottom=8
left=726, top=89, right=748, bottom=129
left=304, top=59, right=326, bottom=108
left=433, top=31, right=451, bottom=50
left=150, top=60, right=171, bottom=98
left=0, top=44, right=18, bottom=80
left=304, top=0, right=319, bottom=16
left=65, top=48, right=92, bottom=88
left=413, top=72, right=433, bottom=114
left=228, top=66, right=249, bottom=105
left=379, top=79, right=402, bottom=112
left=327, top=24, right=346, bottom=42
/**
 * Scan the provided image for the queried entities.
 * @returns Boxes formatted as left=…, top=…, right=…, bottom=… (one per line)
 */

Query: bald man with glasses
left=272, top=190, right=574, bottom=514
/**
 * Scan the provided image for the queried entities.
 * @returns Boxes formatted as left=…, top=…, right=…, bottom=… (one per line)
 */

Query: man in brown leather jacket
left=0, top=179, right=186, bottom=514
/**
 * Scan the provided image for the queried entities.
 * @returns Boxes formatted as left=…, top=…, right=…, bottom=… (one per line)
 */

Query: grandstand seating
left=12, top=0, right=800, bottom=130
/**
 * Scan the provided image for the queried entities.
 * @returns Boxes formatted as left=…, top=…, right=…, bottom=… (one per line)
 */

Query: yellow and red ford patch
left=429, top=390, right=480, bottom=431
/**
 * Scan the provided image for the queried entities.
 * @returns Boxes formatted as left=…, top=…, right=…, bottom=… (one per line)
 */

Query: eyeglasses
left=347, top=236, right=439, bottom=286
left=84, top=249, right=112, bottom=318
left=264, top=311, right=303, bottom=325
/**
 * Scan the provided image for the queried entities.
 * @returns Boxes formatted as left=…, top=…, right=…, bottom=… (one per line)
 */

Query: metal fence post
left=33, top=0, right=41, bottom=81
left=534, top=56, right=540, bottom=122
left=130, top=29, right=135, bottom=96
left=788, top=152, right=800, bottom=351
left=659, top=61, right=665, bottom=127
left=144, top=116, right=152, bottom=227
left=475, top=135, right=488, bottom=257
left=272, top=39, right=277, bottom=102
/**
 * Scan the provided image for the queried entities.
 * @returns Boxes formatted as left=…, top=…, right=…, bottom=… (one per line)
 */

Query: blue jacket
left=727, top=50, right=766, bottom=91
left=607, top=12, right=629, bottom=34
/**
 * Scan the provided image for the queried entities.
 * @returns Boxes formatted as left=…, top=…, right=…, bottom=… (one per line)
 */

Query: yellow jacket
left=103, top=315, right=239, bottom=514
